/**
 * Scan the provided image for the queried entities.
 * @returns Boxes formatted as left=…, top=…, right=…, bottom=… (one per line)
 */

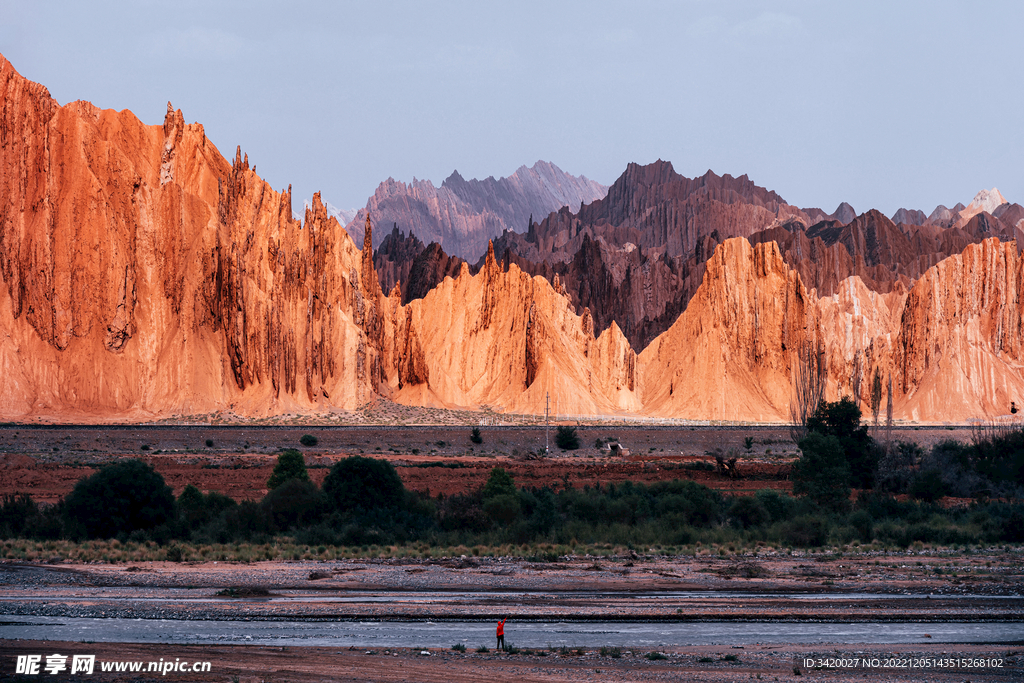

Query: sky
left=2, top=1, right=1021, bottom=216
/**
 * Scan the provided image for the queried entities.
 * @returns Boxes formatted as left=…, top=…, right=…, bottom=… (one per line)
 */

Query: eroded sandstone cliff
left=0, top=55, right=387, bottom=418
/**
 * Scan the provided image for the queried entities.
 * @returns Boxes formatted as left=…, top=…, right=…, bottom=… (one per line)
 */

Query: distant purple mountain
left=344, top=161, right=607, bottom=260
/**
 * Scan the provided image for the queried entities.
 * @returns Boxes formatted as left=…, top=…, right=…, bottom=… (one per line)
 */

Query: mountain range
left=2, top=52, right=1023, bottom=423
left=343, top=161, right=607, bottom=260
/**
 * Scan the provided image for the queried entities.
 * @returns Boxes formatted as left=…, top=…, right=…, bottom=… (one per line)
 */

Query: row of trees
left=2, top=438, right=1021, bottom=549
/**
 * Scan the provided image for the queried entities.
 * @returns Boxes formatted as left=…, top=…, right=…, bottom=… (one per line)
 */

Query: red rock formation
left=392, top=241, right=640, bottom=415
left=0, top=56, right=637, bottom=421
left=482, top=162, right=818, bottom=350
left=3, top=54, right=1023, bottom=423
left=895, top=238, right=1024, bottom=421
left=640, top=235, right=1024, bottom=422
left=640, top=239, right=815, bottom=421
left=0, top=55, right=383, bottom=418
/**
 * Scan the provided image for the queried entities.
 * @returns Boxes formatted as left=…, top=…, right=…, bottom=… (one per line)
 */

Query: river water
left=3, top=617, right=1020, bottom=648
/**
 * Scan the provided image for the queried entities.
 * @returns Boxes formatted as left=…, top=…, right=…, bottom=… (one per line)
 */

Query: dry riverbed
left=1, top=554, right=1022, bottom=681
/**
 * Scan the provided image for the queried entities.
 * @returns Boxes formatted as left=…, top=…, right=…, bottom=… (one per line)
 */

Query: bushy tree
left=479, top=467, right=522, bottom=526
left=555, top=426, right=580, bottom=450
left=0, top=494, right=39, bottom=539
left=650, top=480, right=725, bottom=527
left=754, top=489, right=797, bottom=523
left=299, top=434, right=319, bottom=447
left=482, top=467, right=516, bottom=500
left=792, top=432, right=851, bottom=511
left=910, top=469, right=948, bottom=502
left=849, top=509, right=874, bottom=542
left=261, top=479, right=326, bottom=530
left=470, top=427, right=483, bottom=444
left=437, top=490, right=488, bottom=532
left=267, top=449, right=310, bottom=490
left=64, top=459, right=175, bottom=539
left=483, top=494, right=521, bottom=525
left=323, top=456, right=405, bottom=513
left=972, top=427, right=1024, bottom=492
left=782, top=514, right=830, bottom=546
left=177, top=484, right=236, bottom=528
left=806, top=397, right=877, bottom=489
left=875, top=441, right=923, bottom=493
left=911, top=440, right=990, bottom=499
left=728, top=495, right=769, bottom=529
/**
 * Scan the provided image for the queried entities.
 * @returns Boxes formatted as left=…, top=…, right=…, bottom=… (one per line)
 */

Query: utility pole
left=545, top=392, right=550, bottom=454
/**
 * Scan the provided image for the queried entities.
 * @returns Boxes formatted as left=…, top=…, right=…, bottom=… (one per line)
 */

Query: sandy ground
left=3, top=639, right=1021, bottom=682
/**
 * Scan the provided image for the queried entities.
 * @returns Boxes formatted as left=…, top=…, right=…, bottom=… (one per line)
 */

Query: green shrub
left=0, top=494, right=38, bottom=538
left=793, top=432, right=851, bottom=511
left=754, top=489, right=797, bottom=523
left=261, top=479, right=326, bottom=530
left=177, top=484, right=236, bottom=530
left=323, top=456, right=405, bottom=513
left=875, top=441, right=922, bottom=493
left=849, top=509, right=874, bottom=542
left=651, top=480, right=725, bottom=527
left=470, top=428, right=483, bottom=444
left=728, top=495, right=769, bottom=529
left=437, top=491, right=488, bottom=532
left=973, top=427, right=1024, bottom=490
left=451, top=643, right=466, bottom=652
left=910, top=468, right=948, bottom=502
left=63, top=460, right=175, bottom=539
left=299, top=434, right=319, bottom=447
left=1001, top=506, right=1024, bottom=541
left=782, top=515, right=830, bottom=547
left=483, top=494, right=521, bottom=525
left=205, top=439, right=214, bottom=448
left=555, top=426, right=580, bottom=450
left=744, top=436, right=754, bottom=450
left=267, top=449, right=310, bottom=490
left=482, top=468, right=516, bottom=499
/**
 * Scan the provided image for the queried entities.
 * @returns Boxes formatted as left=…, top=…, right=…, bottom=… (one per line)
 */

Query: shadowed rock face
left=475, top=162, right=813, bottom=350
left=373, top=224, right=425, bottom=300
left=3, top=53, right=1024, bottom=423
left=344, top=161, right=608, bottom=260
left=403, top=242, right=471, bottom=305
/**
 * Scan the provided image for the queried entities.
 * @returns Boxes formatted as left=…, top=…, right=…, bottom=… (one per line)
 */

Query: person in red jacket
left=496, top=617, right=506, bottom=651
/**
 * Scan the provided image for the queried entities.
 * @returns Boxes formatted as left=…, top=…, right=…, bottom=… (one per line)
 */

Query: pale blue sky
left=3, top=1, right=1021, bottom=216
